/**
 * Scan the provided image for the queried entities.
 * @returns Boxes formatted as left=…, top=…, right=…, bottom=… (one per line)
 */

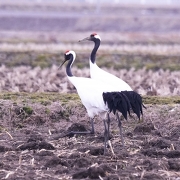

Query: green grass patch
left=0, top=92, right=180, bottom=105
left=22, top=106, right=33, bottom=115
left=143, top=96, right=180, bottom=105
left=1, top=51, right=180, bottom=71
left=0, top=92, right=80, bottom=105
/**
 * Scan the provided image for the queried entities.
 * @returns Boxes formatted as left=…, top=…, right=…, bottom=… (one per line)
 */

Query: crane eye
left=65, top=54, right=70, bottom=60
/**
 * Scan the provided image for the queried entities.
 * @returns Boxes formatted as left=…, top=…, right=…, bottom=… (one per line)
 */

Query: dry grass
left=0, top=65, right=180, bottom=96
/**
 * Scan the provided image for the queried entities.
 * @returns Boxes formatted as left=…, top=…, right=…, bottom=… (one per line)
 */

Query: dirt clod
left=142, top=172, right=164, bottom=180
left=168, top=160, right=180, bottom=171
left=72, top=166, right=105, bottom=179
left=170, top=125, right=180, bottom=140
left=67, top=123, right=88, bottom=132
left=144, top=138, right=171, bottom=149
left=15, top=134, right=56, bottom=151
left=44, top=156, right=70, bottom=169
left=166, top=150, right=180, bottom=158
left=73, top=157, right=91, bottom=168
left=72, top=169, right=89, bottom=179
left=0, top=145, right=12, bottom=152
left=88, top=166, right=105, bottom=179
left=134, top=122, right=155, bottom=134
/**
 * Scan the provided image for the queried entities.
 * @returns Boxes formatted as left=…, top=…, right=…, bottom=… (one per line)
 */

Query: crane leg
left=103, top=119, right=108, bottom=155
left=139, top=114, right=144, bottom=123
left=90, top=117, right=95, bottom=134
left=116, top=113, right=124, bottom=146
left=103, top=114, right=115, bottom=156
left=107, top=113, right=110, bottom=140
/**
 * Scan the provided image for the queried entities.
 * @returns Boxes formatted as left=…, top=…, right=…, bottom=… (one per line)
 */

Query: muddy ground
left=0, top=94, right=180, bottom=179
left=1, top=63, right=180, bottom=179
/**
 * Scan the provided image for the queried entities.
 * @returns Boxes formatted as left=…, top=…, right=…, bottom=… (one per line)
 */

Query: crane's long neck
left=90, top=39, right=100, bottom=64
left=66, top=55, right=74, bottom=77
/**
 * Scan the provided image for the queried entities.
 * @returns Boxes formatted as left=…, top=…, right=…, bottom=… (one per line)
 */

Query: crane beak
left=58, top=59, right=67, bottom=69
left=78, top=37, right=90, bottom=42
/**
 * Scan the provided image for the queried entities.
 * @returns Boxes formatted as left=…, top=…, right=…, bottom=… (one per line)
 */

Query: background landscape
left=0, top=1, right=180, bottom=179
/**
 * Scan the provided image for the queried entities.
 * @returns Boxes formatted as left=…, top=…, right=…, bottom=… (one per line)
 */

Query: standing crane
left=79, top=33, right=145, bottom=121
left=61, top=50, right=131, bottom=154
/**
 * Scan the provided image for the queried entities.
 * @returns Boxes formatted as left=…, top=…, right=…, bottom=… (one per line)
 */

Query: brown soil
left=0, top=98, right=180, bottom=179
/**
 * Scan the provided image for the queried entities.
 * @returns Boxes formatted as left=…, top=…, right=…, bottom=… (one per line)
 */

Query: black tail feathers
left=103, top=91, right=146, bottom=120
left=121, top=91, right=146, bottom=120
left=103, top=92, right=131, bottom=120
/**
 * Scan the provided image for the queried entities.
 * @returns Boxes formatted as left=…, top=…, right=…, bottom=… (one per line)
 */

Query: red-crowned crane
left=61, top=50, right=131, bottom=154
left=79, top=33, right=145, bottom=121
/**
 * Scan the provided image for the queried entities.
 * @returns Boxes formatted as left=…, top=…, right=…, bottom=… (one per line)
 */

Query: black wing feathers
left=103, top=92, right=131, bottom=120
left=103, top=91, right=145, bottom=120
left=121, top=91, right=145, bottom=120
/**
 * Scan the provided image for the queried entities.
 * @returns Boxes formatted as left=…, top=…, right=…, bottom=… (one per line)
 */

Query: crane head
left=59, top=50, right=76, bottom=68
left=79, top=33, right=101, bottom=42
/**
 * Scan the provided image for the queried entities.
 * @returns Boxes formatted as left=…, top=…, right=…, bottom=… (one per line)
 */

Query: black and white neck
left=90, top=35, right=101, bottom=64
left=65, top=51, right=76, bottom=77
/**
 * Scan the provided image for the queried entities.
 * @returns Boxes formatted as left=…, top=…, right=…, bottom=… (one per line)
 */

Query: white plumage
left=90, top=60, right=132, bottom=91
left=79, top=33, right=144, bottom=117
left=61, top=50, right=130, bottom=153
left=64, top=51, right=116, bottom=118
left=80, top=33, right=132, bottom=91
left=68, top=76, right=110, bottom=118
left=79, top=33, right=145, bottom=142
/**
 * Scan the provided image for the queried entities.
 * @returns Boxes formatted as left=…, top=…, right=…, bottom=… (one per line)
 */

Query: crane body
left=79, top=33, right=145, bottom=142
left=61, top=50, right=131, bottom=154
left=90, top=61, right=132, bottom=91
left=79, top=33, right=144, bottom=119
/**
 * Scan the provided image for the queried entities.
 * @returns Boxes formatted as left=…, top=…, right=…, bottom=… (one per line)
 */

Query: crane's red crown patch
left=65, top=50, right=70, bottom=54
